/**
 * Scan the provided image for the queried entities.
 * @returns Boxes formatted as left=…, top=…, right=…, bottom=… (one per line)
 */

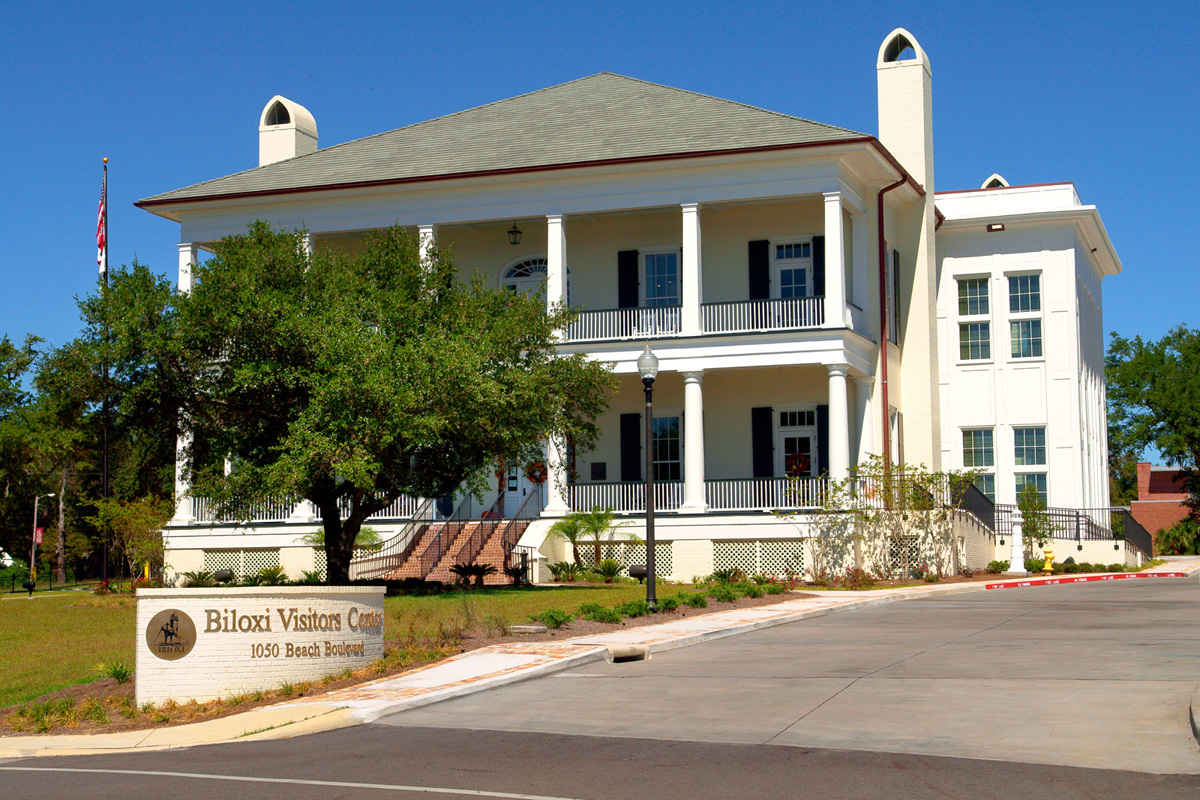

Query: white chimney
left=258, top=96, right=318, bottom=167
left=876, top=28, right=933, bottom=193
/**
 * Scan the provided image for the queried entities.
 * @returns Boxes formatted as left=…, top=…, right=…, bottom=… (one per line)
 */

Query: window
left=1009, top=274, right=1041, bottom=313
left=1010, top=319, right=1043, bottom=358
left=652, top=415, right=681, bottom=480
left=887, top=246, right=901, bottom=344
left=960, top=322, right=991, bottom=360
left=773, top=242, right=811, bottom=299
left=1014, top=472, right=1048, bottom=504
left=957, top=278, right=989, bottom=316
left=779, top=410, right=816, bottom=428
left=265, top=101, right=290, bottom=126
left=1013, top=427, right=1046, bottom=466
left=963, top=429, right=994, bottom=502
left=643, top=252, right=680, bottom=307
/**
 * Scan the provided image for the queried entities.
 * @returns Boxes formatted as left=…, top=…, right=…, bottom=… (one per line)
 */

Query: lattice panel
left=887, top=536, right=919, bottom=576
left=655, top=541, right=673, bottom=579
left=202, top=548, right=280, bottom=578
left=243, top=548, right=280, bottom=575
left=314, top=548, right=327, bottom=580
left=713, top=540, right=757, bottom=575
left=759, top=540, right=804, bottom=578
left=203, top=550, right=240, bottom=575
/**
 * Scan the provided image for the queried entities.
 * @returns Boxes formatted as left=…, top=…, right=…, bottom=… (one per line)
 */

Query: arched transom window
left=501, top=257, right=570, bottom=302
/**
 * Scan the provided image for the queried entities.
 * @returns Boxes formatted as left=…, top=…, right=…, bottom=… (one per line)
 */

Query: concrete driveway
left=380, top=578, right=1200, bottom=774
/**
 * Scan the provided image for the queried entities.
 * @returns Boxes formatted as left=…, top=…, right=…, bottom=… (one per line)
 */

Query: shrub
left=708, top=584, right=737, bottom=603
left=1025, top=558, right=1048, bottom=573
left=710, top=567, right=745, bottom=584
left=615, top=598, right=650, bottom=618
left=579, top=604, right=623, bottom=623
left=593, top=558, right=625, bottom=583
left=547, top=561, right=582, bottom=582
left=835, top=568, right=877, bottom=590
left=1155, top=518, right=1200, bottom=555
left=750, top=573, right=770, bottom=585
left=298, top=569, right=324, bottom=585
left=764, top=582, right=785, bottom=595
left=1063, top=563, right=1080, bottom=574
left=657, top=595, right=680, bottom=612
left=1108, top=563, right=1125, bottom=573
left=529, top=608, right=573, bottom=629
left=502, top=565, right=526, bottom=586
left=256, top=565, right=288, bottom=585
left=678, top=591, right=708, bottom=608
left=181, top=570, right=216, bottom=588
left=740, top=583, right=765, bottom=598
left=96, top=661, right=133, bottom=684
left=449, top=563, right=498, bottom=587
left=959, top=566, right=977, bottom=578
left=985, top=560, right=1008, bottom=574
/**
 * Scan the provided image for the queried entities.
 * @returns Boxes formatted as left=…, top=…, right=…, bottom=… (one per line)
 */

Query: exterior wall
left=136, top=586, right=384, bottom=705
left=1131, top=463, right=1191, bottom=536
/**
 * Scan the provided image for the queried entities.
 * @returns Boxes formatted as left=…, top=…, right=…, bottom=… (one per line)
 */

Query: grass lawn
left=1, top=583, right=662, bottom=708
left=0, top=592, right=137, bottom=707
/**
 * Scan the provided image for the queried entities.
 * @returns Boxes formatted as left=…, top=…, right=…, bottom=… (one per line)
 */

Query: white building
left=138, top=29, right=1120, bottom=582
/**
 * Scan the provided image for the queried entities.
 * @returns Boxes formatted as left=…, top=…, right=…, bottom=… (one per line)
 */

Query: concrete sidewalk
left=3, top=557, right=1197, bottom=758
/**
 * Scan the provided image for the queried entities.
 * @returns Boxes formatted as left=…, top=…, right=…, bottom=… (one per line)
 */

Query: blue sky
left=1, top=1, right=1196, bottom=353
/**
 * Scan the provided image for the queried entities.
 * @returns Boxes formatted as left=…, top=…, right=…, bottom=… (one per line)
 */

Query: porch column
left=680, top=371, right=708, bottom=513
left=822, top=192, right=847, bottom=329
left=681, top=203, right=703, bottom=336
left=827, top=363, right=851, bottom=482
left=544, top=434, right=570, bottom=516
left=854, top=375, right=874, bottom=469
left=546, top=214, right=567, bottom=312
left=851, top=210, right=869, bottom=333
left=173, top=242, right=200, bottom=523
left=417, top=224, right=437, bottom=265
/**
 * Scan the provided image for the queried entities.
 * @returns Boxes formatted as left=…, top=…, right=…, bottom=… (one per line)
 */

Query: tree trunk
left=56, top=469, right=68, bottom=583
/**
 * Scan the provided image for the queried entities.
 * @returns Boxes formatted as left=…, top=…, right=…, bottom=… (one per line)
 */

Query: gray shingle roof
left=139, top=73, right=865, bottom=206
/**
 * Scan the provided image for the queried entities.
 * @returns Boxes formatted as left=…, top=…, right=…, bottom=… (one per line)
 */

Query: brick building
left=1131, top=463, right=1192, bottom=540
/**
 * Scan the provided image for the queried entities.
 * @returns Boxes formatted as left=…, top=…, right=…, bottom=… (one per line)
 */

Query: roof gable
left=140, top=73, right=864, bottom=206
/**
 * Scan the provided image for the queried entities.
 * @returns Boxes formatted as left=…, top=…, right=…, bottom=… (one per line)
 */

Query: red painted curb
left=984, top=572, right=1188, bottom=590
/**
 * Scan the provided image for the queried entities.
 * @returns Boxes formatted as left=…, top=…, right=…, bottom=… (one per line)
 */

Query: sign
left=34, top=527, right=43, bottom=545
left=145, top=608, right=197, bottom=660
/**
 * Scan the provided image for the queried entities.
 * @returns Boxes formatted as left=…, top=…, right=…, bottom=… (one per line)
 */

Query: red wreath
left=524, top=461, right=548, bottom=484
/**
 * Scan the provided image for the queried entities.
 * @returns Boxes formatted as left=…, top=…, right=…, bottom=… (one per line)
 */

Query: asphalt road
left=3, top=579, right=1199, bottom=799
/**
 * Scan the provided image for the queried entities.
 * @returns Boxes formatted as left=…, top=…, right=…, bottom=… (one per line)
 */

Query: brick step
left=381, top=520, right=474, bottom=581
left=380, top=518, right=529, bottom=585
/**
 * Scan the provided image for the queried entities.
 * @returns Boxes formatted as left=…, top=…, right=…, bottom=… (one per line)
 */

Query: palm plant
left=575, top=506, right=640, bottom=566
left=545, top=515, right=587, bottom=565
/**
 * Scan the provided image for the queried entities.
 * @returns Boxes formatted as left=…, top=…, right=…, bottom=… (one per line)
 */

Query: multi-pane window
left=1013, top=427, right=1046, bottom=466
left=779, top=410, right=816, bottom=428
left=960, top=322, right=991, bottom=360
left=1009, top=274, right=1041, bottom=313
left=643, top=252, right=680, bottom=307
left=963, top=429, right=994, bottom=501
left=1014, top=472, right=1048, bottom=504
left=774, top=241, right=811, bottom=299
left=652, top=415, right=681, bottom=481
left=957, top=278, right=989, bottom=316
left=1010, top=319, right=1043, bottom=358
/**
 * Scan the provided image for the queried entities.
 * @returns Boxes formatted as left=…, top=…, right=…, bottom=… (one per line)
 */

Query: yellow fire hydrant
left=1042, top=547, right=1054, bottom=575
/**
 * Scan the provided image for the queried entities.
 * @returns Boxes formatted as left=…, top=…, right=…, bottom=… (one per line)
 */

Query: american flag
left=96, top=166, right=107, bottom=277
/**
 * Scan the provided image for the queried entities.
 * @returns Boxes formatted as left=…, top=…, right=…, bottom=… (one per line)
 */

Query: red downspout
left=877, top=177, right=906, bottom=467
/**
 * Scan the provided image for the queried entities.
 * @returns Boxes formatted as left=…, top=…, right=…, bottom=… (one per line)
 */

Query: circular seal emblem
left=145, top=609, right=197, bottom=661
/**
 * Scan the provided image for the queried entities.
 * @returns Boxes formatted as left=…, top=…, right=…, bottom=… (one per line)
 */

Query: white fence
left=570, top=481, right=684, bottom=513
left=190, top=494, right=421, bottom=524
left=570, top=478, right=827, bottom=514
left=566, top=307, right=682, bottom=342
left=701, top=297, right=824, bottom=334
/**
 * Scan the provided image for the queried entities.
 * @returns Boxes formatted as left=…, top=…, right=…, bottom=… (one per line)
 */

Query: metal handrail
left=418, top=495, right=474, bottom=577
left=348, top=498, right=435, bottom=580
left=453, top=496, right=506, bottom=568
left=500, top=484, right=544, bottom=554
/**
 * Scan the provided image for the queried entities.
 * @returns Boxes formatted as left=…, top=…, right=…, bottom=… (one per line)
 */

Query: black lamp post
left=637, top=342, right=659, bottom=611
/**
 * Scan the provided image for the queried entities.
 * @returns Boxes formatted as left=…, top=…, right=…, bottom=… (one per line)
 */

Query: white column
left=851, top=210, right=869, bottom=331
left=173, top=242, right=200, bottom=524
left=1004, top=509, right=1029, bottom=575
left=300, top=232, right=314, bottom=258
left=822, top=192, right=847, bottom=328
left=680, top=203, right=703, bottom=336
left=853, top=375, right=874, bottom=469
left=680, top=371, right=708, bottom=513
left=827, top=364, right=851, bottom=482
left=546, top=215, right=567, bottom=312
left=544, top=435, right=570, bottom=515
left=178, top=242, right=198, bottom=293
left=418, top=224, right=437, bottom=265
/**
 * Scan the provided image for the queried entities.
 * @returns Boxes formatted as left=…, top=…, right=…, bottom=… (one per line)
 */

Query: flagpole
left=100, top=158, right=110, bottom=585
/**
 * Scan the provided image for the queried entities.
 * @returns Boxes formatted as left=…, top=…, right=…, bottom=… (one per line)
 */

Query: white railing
left=705, top=478, right=827, bottom=511
left=569, top=481, right=684, bottom=513
left=701, top=297, right=824, bottom=334
left=566, top=306, right=682, bottom=342
left=190, top=496, right=296, bottom=523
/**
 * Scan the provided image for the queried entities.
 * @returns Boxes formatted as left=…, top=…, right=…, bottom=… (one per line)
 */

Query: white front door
left=503, top=467, right=532, bottom=517
left=775, top=408, right=817, bottom=478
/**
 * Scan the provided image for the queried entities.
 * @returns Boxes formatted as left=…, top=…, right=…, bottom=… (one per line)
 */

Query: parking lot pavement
left=380, top=578, right=1200, bottom=774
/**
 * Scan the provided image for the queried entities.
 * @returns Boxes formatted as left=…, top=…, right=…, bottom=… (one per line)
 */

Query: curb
left=984, top=571, right=1190, bottom=590
left=1191, top=687, right=1200, bottom=748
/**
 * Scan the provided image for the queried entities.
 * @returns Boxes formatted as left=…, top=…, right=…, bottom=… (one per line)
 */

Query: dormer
left=258, top=96, right=318, bottom=167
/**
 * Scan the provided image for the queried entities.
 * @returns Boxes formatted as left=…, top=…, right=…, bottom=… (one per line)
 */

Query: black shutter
left=618, top=250, right=640, bottom=309
left=748, top=240, right=770, bottom=300
left=812, top=235, right=825, bottom=297
left=620, top=413, right=642, bottom=482
left=892, top=248, right=902, bottom=343
left=751, top=407, right=774, bottom=478
left=816, top=404, right=829, bottom=476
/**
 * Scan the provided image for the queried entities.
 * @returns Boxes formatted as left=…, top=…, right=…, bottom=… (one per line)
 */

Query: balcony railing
left=188, top=494, right=422, bottom=524
left=701, top=297, right=824, bottom=334
left=569, top=477, right=827, bottom=514
left=566, top=306, right=682, bottom=342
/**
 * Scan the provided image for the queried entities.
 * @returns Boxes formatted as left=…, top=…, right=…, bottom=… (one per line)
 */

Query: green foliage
left=735, top=581, right=765, bottom=598
left=578, top=602, right=623, bottom=623
left=1016, top=482, right=1051, bottom=550
left=764, top=582, right=785, bottom=595
left=1025, top=558, right=1050, bottom=573
left=709, top=568, right=745, bottom=585
left=592, top=558, right=625, bottom=583
left=95, top=660, right=133, bottom=684
left=298, top=569, right=324, bottom=585
left=547, top=506, right=639, bottom=567
left=614, top=598, right=650, bottom=618
left=707, top=584, right=737, bottom=603
left=986, top=560, right=1009, bottom=574
left=449, top=563, right=498, bottom=587
left=1108, top=563, right=1126, bottom=572
left=255, top=565, right=288, bottom=586
left=1155, top=518, right=1200, bottom=555
left=547, top=561, right=582, bottom=582
left=657, top=595, right=680, bottom=612
left=677, top=591, right=708, bottom=608
left=1107, top=326, right=1200, bottom=513
left=181, top=570, right=216, bottom=587
left=88, top=497, right=172, bottom=579
left=528, top=608, right=573, bottom=629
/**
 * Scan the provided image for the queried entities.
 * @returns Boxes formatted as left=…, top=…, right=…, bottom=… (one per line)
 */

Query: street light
left=637, top=342, right=659, bottom=611
left=29, top=493, right=56, bottom=588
